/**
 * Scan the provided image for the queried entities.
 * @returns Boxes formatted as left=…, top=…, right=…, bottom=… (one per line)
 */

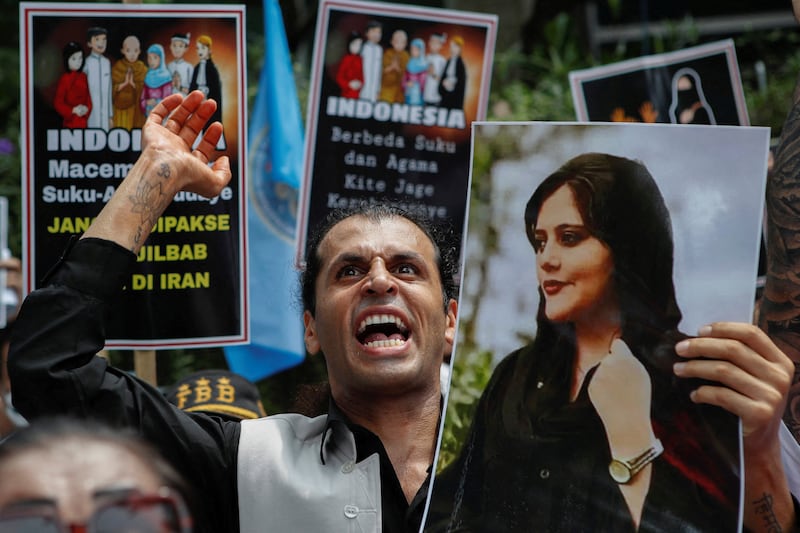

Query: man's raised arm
left=83, top=90, right=231, bottom=252
left=6, top=92, right=237, bottom=533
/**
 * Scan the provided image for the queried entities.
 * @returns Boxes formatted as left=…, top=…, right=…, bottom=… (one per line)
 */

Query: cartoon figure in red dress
left=53, top=41, right=91, bottom=128
left=336, top=31, right=363, bottom=99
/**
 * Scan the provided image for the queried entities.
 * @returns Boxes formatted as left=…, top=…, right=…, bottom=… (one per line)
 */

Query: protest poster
left=424, top=122, right=770, bottom=532
left=569, top=39, right=749, bottom=126
left=19, top=2, right=247, bottom=348
left=295, top=0, right=497, bottom=265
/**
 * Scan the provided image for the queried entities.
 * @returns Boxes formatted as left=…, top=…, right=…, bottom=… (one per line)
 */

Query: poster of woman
left=425, top=121, right=770, bottom=532
left=569, top=40, right=748, bottom=126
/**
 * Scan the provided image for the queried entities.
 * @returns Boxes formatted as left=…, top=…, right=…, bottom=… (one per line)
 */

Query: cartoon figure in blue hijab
left=140, top=43, right=173, bottom=117
left=403, top=38, right=427, bottom=105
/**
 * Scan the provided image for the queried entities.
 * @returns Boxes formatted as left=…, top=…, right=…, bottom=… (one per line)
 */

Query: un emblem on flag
left=249, top=125, right=298, bottom=242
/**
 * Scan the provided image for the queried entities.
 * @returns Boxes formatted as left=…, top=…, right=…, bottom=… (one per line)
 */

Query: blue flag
left=224, top=0, right=305, bottom=381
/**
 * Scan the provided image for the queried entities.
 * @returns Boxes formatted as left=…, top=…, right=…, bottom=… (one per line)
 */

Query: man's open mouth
left=357, top=314, right=410, bottom=348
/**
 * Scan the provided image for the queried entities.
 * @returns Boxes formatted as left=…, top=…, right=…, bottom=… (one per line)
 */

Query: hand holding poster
left=425, top=122, right=771, bottom=532
left=296, top=0, right=497, bottom=265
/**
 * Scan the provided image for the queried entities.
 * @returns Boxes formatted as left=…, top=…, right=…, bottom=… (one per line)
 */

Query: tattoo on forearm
left=127, top=163, right=172, bottom=249
left=762, top=89, right=800, bottom=337
left=760, top=78, right=800, bottom=441
left=156, top=162, right=171, bottom=180
left=751, top=492, right=782, bottom=533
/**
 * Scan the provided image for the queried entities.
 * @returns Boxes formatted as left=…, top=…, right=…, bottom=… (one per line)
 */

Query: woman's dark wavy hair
left=524, top=151, right=681, bottom=337
left=503, top=152, right=684, bottom=432
left=62, top=41, right=84, bottom=72
left=300, top=203, right=459, bottom=317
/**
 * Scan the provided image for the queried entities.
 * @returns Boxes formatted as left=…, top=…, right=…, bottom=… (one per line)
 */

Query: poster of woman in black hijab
left=569, top=39, right=748, bottom=126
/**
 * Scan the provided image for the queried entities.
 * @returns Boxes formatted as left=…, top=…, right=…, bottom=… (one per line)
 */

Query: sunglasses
left=0, top=487, right=192, bottom=533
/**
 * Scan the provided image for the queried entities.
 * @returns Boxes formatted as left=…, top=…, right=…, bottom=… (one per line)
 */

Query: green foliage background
left=2, top=1, right=798, bottom=424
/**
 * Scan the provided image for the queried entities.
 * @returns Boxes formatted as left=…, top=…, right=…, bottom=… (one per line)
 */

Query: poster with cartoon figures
left=295, top=0, right=497, bottom=264
left=569, top=39, right=749, bottom=126
left=424, top=121, right=770, bottom=532
left=19, top=3, right=248, bottom=348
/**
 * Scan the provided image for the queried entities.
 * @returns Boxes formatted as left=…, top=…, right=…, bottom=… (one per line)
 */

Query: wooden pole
left=134, top=350, right=158, bottom=386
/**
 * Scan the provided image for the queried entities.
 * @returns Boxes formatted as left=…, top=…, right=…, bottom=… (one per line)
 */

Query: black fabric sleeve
left=7, top=237, right=241, bottom=533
